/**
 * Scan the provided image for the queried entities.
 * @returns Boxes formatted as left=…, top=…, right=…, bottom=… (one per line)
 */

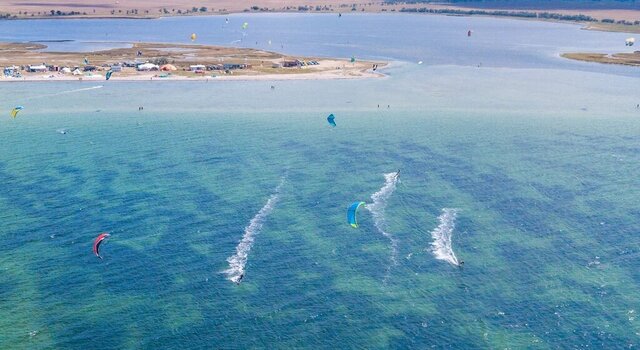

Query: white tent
left=137, top=63, right=159, bottom=71
left=29, top=64, right=47, bottom=72
left=60, top=67, right=71, bottom=73
left=72, top=69, right=82, bottom=75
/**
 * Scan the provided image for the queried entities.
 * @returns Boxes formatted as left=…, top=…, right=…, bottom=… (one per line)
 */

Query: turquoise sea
left=1, top=14, right=640, bottom=349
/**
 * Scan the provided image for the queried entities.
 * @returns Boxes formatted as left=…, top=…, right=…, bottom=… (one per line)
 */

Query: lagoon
left=1, top=13, right=639, bottom=349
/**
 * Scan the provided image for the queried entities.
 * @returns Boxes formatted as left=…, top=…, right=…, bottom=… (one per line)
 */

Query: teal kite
left=105, top=70, right=113, bottom=80
left=347, top=201, right=366, bottom=228
left=327, top=114, right=336, bottom=127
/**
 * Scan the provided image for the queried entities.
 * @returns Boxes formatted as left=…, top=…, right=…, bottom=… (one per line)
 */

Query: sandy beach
left=0, top=68, right=385, bottom=82
left=0, top=42, right=386, bottom=82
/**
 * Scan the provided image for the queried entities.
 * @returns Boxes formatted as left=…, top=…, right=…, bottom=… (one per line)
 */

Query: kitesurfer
left=236, top=274, right=244, bottom=284
left=458, top=261, right=464, bottom=268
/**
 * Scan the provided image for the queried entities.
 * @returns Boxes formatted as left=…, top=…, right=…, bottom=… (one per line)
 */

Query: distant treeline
left=399, top=7, right=640, bottom=24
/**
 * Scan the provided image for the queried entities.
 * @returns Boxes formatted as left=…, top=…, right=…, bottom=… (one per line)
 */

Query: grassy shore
left=562, top=51, right=640, bottom=66
left=0, top=42, right=385, bottom=82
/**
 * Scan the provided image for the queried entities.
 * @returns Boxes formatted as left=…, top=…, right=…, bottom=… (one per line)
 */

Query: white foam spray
left=430, top=208, right=460, bottom=266
left=366, top=172, right=400, bottom=267
left=224, top=178, right=285, bottom=284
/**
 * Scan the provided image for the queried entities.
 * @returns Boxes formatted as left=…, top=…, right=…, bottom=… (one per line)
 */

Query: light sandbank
left=0, top=42, right=386, bottom=82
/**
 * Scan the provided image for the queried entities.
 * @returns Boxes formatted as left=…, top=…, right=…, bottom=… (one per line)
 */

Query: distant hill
left=384, top=0, right=639, bottom=10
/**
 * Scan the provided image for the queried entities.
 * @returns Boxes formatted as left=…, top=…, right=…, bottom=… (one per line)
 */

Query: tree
left=151, top=57, right=169, bottom=65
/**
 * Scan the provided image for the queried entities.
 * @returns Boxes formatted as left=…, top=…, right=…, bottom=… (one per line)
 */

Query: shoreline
left=0, top=70, right=386, bottom=82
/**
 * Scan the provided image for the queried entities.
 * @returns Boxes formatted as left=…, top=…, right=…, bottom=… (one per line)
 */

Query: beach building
left=124, top=60, right=144, bottom=68
left=3, top=66, right=19, bottom=76
left=282, top=60, right=301, bottom=68
left=190, top=64, right=206, bottom=72
left=223, top=63, right=250, bottom=70
left=28, top=64, right=48, bottom=72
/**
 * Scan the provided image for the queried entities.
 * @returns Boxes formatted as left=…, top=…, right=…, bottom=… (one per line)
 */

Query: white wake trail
left=430, top=208, right=460, bottom=266
left=366, top=172, right=400, bottom=266
left=56, top=85, right=104, bottom=95
left=224, top=179, right=285, bottom=284
left=26, top=85, right=104, bottom=101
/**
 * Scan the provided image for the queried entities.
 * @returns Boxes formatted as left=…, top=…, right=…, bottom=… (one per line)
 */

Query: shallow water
left=1, top=13, right=640, bottom=349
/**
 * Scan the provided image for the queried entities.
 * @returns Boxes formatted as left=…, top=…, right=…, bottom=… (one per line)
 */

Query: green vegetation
left=46, top=10, right=87, bottom=16
left=386, top=0, right=639, bottom=9
left=398, top=7, right=600, bottom=22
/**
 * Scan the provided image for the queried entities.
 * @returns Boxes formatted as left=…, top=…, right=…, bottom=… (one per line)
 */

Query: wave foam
left=224, top=179, right=285, bottom=283
left=430, top=208, right=460, bottom=266
left=367, top=171, right=400, bottom=266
